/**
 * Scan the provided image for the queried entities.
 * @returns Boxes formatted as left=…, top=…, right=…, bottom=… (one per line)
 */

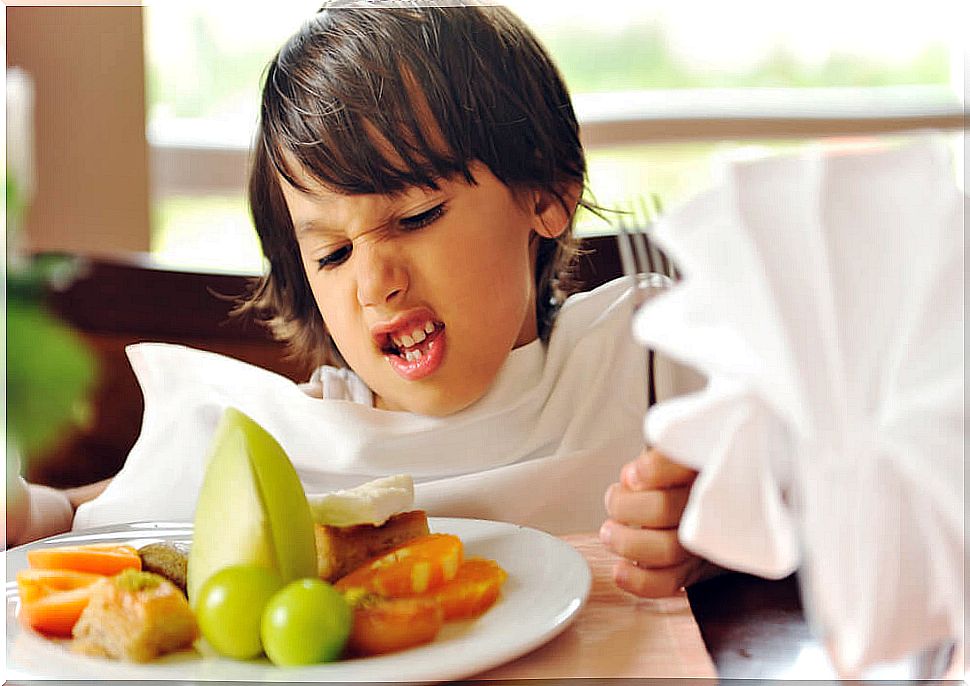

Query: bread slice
left=316, top=509, right=430, bottom=582
left=72, top=570, right=198, bottom=662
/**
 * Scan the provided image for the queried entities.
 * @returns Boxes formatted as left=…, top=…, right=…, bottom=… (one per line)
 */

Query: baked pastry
left=309, top=475, right=430, bottom=581
left=315, top=509, right=430, bottom=582
left=72, top=570, right=198, bottom=662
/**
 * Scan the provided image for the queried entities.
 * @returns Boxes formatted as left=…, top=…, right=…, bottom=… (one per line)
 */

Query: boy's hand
left=600, top=448, right=707, bottom=597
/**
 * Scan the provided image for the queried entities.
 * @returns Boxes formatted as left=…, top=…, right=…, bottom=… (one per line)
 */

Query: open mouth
left=379, top=319, right=445, bottom=362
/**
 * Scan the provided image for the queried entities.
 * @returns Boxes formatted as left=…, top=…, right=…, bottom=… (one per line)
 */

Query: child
left=11, top=3, right=705, bottom=593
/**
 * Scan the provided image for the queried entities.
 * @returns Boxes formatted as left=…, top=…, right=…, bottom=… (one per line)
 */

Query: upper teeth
left=392, top=321, right=435, bottom=349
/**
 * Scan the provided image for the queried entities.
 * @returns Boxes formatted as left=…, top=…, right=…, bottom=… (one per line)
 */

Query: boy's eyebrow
left=294, top=218, right=340, bottom=238
left=293, top=206, right=407, bottom=239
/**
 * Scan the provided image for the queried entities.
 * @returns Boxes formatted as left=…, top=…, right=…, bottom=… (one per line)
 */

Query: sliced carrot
left=335, top=534, right=463, bottom=597
left=424, top=557, right=507, bottom=620
left=27, top=544, right=141, bottom=575
left=347, top=595, right=444, bottom=656
left=19, top=583, right=101, bottom=637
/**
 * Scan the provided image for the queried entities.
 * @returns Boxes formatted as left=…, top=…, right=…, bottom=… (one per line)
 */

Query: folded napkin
left=634, top=138, right=964, bottom=675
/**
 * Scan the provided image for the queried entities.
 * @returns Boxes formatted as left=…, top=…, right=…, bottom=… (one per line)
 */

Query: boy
left=11, top=3, right=703, bottom=597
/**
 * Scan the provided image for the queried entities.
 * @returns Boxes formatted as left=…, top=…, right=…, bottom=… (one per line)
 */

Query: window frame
left=149, top=84, right=963, bottom=198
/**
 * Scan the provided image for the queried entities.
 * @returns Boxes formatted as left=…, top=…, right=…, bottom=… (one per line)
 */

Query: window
left=143, top=1, right=963, bottom=271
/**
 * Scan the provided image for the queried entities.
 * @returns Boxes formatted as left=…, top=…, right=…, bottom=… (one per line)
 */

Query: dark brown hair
left=238, top=2, right=590, bottom=369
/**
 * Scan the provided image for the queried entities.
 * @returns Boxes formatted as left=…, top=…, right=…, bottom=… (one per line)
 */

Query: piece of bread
left=72, top=570, right=198, bottom=662
left=316, top=509, right=430, bottom=582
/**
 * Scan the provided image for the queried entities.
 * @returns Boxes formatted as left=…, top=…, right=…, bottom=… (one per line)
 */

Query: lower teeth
left=403, top=348, right=424, bottom=362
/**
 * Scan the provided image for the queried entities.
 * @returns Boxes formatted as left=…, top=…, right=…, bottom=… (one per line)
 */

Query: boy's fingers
left=599, top=520, right=690, bottom=568
left=604, top=483, right=690, bottom=529
left=612, top=557, right=701, bottom=598
left=622, top=448, right=697, bottom=491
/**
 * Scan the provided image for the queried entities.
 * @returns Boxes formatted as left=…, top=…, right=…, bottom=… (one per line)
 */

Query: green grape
left=261, top=578, right=352, bottom=666
left=194, top=564, right=283, bottom=659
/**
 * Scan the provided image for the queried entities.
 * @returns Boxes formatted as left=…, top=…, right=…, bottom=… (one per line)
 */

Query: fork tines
left=616, top=218, right=651, bottom=281
left=615, top=200, right=678, bottom=283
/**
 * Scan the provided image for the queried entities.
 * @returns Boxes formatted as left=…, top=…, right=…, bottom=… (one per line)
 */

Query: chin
left=379, top=385, right=484, bottom=417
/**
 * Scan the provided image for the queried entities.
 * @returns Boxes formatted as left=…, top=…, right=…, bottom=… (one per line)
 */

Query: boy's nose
left=355, top=243, right=408, bottom=307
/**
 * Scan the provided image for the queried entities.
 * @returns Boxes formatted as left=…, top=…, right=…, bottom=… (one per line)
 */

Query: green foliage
left=7, top=174, right=23, bottom=223
left=6, top=285, right=97, bottom=458
left=7, top=169, right=97, bottom=463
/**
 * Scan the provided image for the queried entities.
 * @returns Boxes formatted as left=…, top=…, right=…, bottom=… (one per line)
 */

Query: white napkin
left=633, top=138, right=965, bottom=675
left=74, top=278, right=655, bottom=536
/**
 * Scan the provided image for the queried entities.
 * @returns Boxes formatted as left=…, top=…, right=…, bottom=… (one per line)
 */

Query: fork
left=615, top=194, right=679, bottom=286
left=614, top=195, right=677, bottom=407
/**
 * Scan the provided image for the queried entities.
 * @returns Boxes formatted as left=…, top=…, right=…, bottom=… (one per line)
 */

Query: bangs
left=261, top=10, right=476, bottom=195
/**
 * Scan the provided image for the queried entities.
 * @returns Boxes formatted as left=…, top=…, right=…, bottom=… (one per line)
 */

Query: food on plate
left=16, top=544, right=147, bottom=637
left=71, top=570, right=198, bottom=662
left=27, top=544, right=142, bottom=576
left=137, top=542, right=189, bottom=594
left=261, top=578, right=351, bottom=666
left=315, top=510, right=430, bottom=582
left=13, top=412, right=510, bottom=667
left=335, top=533, right=463, bottom=597
left=310, top=475, right=431, bottom=581
left=424, top=557, right=508, bottom=620
left=194, top=564, right=283, bottom=660
left=186, top=408, right=317, bottom=604
left=334, top=536, right=507, bottom=655
left=16, top=568, right=104, bottom=605
left=345, top=594, right=444, bottom=656
left=15, top=528, right=509, bottom=664
left=308, top=474, right=416, bottom=527
left=16, top=569, right=104, bottom=637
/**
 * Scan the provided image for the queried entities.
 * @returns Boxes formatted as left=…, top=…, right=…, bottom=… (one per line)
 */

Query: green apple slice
left=186, top=408, right=317, bottom=604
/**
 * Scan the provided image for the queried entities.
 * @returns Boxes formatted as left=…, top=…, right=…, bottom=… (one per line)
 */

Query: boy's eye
left=399, top=203, right=445, bottom=231
left=316, top=245, right=352, bottom=270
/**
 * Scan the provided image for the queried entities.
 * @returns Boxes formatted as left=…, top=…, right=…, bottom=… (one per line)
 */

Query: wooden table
left=468, top=534, right=962, bottom=682
left=471, top=534, right=717, bottom=681
left=465, top=534, right=826, bottom=681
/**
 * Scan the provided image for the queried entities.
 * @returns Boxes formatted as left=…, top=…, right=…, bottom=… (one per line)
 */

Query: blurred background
left=144, top=0, right=966, bottom=270
left=7, top=0, right=965, bottom=270
left=3, top=1, right=965, bottom=486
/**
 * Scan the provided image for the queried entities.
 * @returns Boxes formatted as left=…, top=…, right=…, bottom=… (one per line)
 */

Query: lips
left=371, top=310, right=447, bottom=381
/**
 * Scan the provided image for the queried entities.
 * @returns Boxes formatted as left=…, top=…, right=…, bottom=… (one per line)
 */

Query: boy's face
left=283, top=162, right=562, bottom=416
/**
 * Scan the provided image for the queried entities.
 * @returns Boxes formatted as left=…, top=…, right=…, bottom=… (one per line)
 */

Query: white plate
left=6, top=517, right=590, bottom=683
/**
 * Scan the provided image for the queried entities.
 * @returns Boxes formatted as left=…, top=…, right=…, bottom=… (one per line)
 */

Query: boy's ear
left=533, top=181, right=582, bottom=239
